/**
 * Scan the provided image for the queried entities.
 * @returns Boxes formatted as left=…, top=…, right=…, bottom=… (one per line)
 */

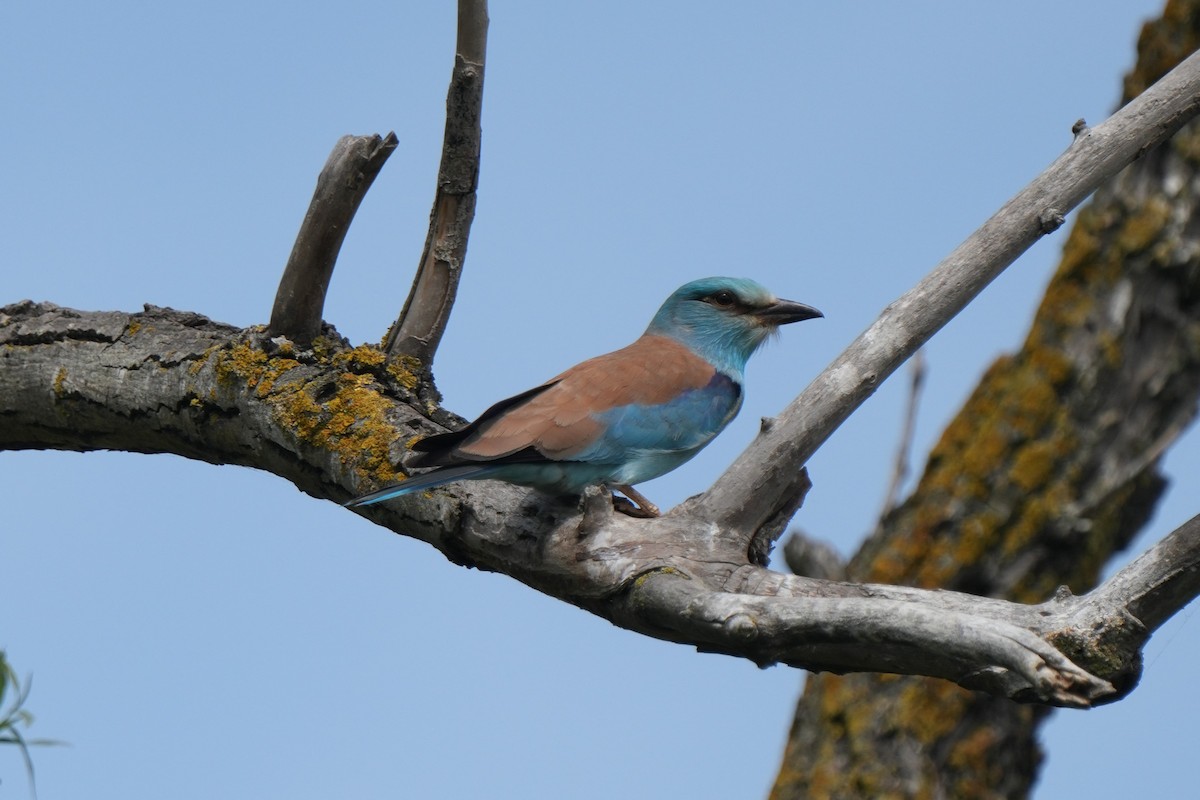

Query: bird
left=345, top=277, right=821, bottom=517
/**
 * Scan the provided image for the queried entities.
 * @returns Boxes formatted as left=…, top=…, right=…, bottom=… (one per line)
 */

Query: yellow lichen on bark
left=212, top=339, right=417, bottom=487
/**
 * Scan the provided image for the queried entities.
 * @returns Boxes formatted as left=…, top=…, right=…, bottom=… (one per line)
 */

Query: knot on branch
left=1038, top=208, right=1066, bottom=233
left=724, top=613, right=760, bottom=642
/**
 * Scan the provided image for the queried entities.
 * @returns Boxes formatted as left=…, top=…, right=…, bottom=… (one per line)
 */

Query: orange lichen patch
left=783, top=674, right=1013, bottom=800
left=386, top=355, right=422, bottom=391
left=1009, top=439, right=1062, bottom=493
left=309, top=335, right=334, bottom=362
left=1171, top=124, right=1200, bottom=164
left=1116, top=198, right=1172, bottom=255
left=891, top=678, right=970, bottom=744
left=272, top=371, right=401, bottom=486
left=1026, top=209, right=1123, bottom=347
left=1056, top=208, right=1103, bottom=273
left=215, top=342, right=265, bottom=386
left=958, top=416, right=1012, bottom=477
left=1122, top=0, right=1200, bottom=103
left=329, top=343, right=421, bottom=393
left=924, top=359, right=1059, bottom=488
left=1003, top=496, right=1053, bottom=559
left=188, top=347, right=214, bottom=375
left=796, top=675, right=894, bottom=799
left=946, top=721, right=1027, bottom=800
left=868, top=528, right=933, bottom=585
left=333, top=343, right=386, bottom=370
left=1096, top=331, right=1123, bottom=368
left=211, top=340, right=405, bottom=486
left=1024, top=345, right=1073, bottom=388
left=214, top=342, right=302, bottom=398
left=1032, top=274, right=1093, bottom=333
left=818, top=674, right=880, bottom=741
left=946, top=726, right=999, bottom=771
left=900, top=509, right=990, bottom=589
left=861, top=330, right=1086, bottom=591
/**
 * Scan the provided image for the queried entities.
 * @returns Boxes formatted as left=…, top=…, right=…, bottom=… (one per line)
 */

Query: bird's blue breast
left=572, top=371, right=743, bottom=486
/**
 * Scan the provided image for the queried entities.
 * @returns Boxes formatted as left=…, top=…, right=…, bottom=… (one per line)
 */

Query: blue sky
left=3, top=2, right=1195, bottom=798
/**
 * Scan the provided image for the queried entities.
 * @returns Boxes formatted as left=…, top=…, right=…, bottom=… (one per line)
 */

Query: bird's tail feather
left=344, top=465, right=495, bottom=508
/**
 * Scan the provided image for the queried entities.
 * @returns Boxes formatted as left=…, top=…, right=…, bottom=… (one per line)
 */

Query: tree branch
left=384, top=0, right=488, bottom=370
left=619, top=570, right=1113, bottom=708
left=690, top=48, right=1200, bottom=539
left=3, top=296, right=1199, bottom=708
left=268, top=133, right=398, bottom=345
left=1081, top=512, right=1200, bottom=635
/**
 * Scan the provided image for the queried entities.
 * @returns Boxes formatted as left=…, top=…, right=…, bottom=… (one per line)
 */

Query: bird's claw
left=612, top=485, right=661, bottom=518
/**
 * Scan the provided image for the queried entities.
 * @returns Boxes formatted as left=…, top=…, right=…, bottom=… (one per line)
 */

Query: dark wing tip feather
left=409, top=381, right=561, bottom=465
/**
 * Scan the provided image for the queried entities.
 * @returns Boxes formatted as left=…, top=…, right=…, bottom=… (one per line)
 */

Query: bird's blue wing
left=580, top=372, right=743, bottom=461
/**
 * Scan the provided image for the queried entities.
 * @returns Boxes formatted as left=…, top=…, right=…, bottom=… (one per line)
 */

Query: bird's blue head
left=646, top=277, right=822, bottom=377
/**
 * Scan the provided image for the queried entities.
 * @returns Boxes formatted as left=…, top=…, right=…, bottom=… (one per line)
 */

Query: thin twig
left=268, top=133, right=398, bottom=344
left=384, top=0, right=488, bottom=370
left=878, top=348, right=926, bottom=521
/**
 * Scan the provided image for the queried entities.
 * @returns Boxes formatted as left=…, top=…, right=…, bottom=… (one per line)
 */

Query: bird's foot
left=612, top=485, right=660, bottom=518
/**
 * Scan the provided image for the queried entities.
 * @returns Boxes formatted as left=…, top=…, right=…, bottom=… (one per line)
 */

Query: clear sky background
left=3, top=2, right=1196, bottom=798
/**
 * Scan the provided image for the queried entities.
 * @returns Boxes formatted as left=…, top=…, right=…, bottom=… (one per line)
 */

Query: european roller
left=347, top=277, right=821, bottom=517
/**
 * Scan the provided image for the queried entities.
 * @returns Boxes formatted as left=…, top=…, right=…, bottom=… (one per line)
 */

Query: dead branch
left=384, top=0, right=488, bottom=371
left=269, top=133, right=397, bottom=344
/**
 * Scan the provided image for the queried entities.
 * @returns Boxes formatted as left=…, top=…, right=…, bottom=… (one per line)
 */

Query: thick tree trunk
left=770, top=3, right=1200, bottom=798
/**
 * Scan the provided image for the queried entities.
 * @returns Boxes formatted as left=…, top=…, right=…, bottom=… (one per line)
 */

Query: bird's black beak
left=754, top=298, right=823, bottom=325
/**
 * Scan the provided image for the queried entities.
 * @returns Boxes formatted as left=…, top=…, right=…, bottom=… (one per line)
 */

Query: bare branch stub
left=269, top=133, right=398, bottom=345
left=385, top=0, right=489, bottom=371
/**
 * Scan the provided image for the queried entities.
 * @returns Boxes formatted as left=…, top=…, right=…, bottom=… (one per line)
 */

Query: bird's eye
left=708, top=290, right=736, bottom=307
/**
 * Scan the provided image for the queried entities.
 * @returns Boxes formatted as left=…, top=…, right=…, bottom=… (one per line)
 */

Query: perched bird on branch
left=346, top=277, right=821, bottom=517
